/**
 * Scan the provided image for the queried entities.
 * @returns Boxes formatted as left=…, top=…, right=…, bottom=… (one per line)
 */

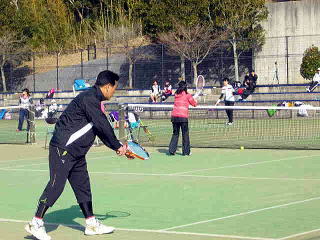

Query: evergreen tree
left=300, top=46, right=320, bottom=80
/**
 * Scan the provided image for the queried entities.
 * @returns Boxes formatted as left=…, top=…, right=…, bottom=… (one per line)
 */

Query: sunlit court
left=1, top=111, right=320, bottom=240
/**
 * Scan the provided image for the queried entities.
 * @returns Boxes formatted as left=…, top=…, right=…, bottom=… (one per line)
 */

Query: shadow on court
left=157, top=148, right=185, bottom=156
left=25, top=205, right=131, bottom=238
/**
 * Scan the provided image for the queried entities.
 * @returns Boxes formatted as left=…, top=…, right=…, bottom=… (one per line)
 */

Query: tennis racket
left=194, top=75, right=205, bottom=98
left=125, top=140, right=149, bottom=160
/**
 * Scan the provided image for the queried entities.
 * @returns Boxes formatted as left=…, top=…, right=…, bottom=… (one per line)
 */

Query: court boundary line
left=0, top=155, right=116, bottom=169
left=1, top=168, right=320, bottom=182
left=278, top=228, right=320, bottom=240
left=160, top=196, right=320, bottom=231
left=170, top=154, right=320, bottom=175
left=0, top=218, right=274, bottom=240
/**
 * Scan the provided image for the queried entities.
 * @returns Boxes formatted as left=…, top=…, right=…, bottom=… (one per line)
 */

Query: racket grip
left=125, top=151, right=135, bottom=159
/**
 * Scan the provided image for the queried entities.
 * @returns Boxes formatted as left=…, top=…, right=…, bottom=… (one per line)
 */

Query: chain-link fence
left=1, top=34, right=320, bottom=92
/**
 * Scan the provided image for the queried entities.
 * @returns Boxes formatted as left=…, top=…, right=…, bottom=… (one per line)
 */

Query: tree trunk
left=0, top=65, right=7, bottom=92
left=192, top=62, right=198, bottom=86
left=180, top=55, right=185, bottom=81
left=128, top=63, right=133, bottom=88
left=231, top=38, right=239, bottom=82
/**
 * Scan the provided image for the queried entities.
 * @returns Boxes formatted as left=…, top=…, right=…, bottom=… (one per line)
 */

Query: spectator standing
left=17, top=88, right=33, bottom=131
left=215, top=78, right=235, bottom=125
left=306, top=67, right=320, bottom=92
left=169, top=81, right=197, bottom=156
left=150, top=80, right=161, bottom=103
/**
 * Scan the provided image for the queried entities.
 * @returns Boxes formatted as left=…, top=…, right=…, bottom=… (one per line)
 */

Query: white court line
left=278, top=228, right=320, bottom=240
left=0, top=168, right=319, bottom=182
left=0, top=149, right=116, bottom=165
left=1, top=155, right=116, bottom=169
left=0, top=157, right=47, bottom=164
left=160, top=196, right=320, bottom=231
left=0, top=218, right=274, bottom=240
left=171, top=154, right=320, bottom=175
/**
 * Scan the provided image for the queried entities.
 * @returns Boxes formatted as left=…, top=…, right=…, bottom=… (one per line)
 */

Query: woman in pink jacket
left=169, top=81, right=198, bottom=156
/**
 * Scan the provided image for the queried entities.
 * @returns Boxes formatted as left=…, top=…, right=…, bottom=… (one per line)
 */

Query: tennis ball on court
left=240, top=146, right=244, bottom=150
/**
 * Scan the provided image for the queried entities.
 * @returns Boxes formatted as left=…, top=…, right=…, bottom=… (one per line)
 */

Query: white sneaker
left=25, top=217, right=51, bottom=240
left=226, top=122, right=233, bottom=125
left=85, top=218, right=115, bottom=235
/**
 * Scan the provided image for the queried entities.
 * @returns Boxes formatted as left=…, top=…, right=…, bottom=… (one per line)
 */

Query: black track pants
left=38, top=145, right=92, bottom=207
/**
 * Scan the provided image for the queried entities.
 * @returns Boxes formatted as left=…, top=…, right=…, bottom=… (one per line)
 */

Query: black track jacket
left=50, top=85, right=122, bottom=157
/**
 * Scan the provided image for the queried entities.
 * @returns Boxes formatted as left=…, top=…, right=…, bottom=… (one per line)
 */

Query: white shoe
left=25, top=218, right=51, bottom=240
left=306, top=87, right=311, bottom=92
left=226, top=122, right=233, bottom=125
left=85, top=218, right=115, bottom=235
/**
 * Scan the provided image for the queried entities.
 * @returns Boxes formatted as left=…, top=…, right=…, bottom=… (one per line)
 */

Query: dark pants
left=307, top=81, right=319, bottom=92
left=225, top=101, right=234, bottom=123
left=169, top=120, right=190, bottom=155
left=38, top=145, right=92, bottom=207
left=18, top=109, right=30, bottom=131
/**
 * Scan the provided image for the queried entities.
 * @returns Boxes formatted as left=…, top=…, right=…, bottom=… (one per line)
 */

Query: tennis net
left=0, top=106, right=36, bottom=144
left=121, top=103, right=320, bottom=150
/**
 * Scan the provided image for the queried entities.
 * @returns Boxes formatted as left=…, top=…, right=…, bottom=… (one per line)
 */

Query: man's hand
left=116, top=145, right=127, bottom=156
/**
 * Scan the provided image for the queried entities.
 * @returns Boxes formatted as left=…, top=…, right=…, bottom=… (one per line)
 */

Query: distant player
left=169, top=81, right=197, bottom=156
left=25, top=70, right=127, bottom=240
left=215, top=78, right=235, bottom=125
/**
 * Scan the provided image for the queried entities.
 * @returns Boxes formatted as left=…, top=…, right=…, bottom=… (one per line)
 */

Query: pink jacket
left=171, top=92, right=197, bottom=118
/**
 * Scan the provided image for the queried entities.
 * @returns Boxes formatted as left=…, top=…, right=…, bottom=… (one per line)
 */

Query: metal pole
left=106, top=46, right=109, bottom=70
left=285, top=36, right=289, bottom=84
left=33, top=53, right=36, bottom=92
left=80, top=49, right=83, bottom=79
left=161, top=44, right=164, bottom=86
left=87, top=45, right=90, bottom=61
left=27, top=105, right=36, bottom=144
left=56, top=52, right=59, bottom=90
left=118, top=104, right=126, bottom=143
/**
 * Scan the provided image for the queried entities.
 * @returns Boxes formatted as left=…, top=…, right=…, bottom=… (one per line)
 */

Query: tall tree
left=159, top=23, right=227, bottom=85
left=211, top=0, right=268, bottom=82
left=0, top=31, right=27, bottom=92
left=106, top=24, right=153, bottom=88
left=132, top=0, right=210, bottom=38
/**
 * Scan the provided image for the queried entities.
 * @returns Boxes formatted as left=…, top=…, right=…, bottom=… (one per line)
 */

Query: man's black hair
left=223, top=77, right=229, bottom=82
left=95, top=70, right=119, bottom=86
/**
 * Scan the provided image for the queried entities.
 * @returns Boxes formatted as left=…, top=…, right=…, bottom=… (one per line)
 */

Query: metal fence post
left=285, top=36, right=289, bottom=84
left=118, top=104, right=126, bottom=143
left=33, top=53, right=36, bottom=92
left=80, top=49, right=84, bottom=79
left=56, top=52, right=59, bottom=90
left=27, top=106, right=36, bottom=144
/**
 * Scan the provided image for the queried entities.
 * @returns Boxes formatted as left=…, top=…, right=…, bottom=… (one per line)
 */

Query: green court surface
left=1, top=142, right=320, bottom=240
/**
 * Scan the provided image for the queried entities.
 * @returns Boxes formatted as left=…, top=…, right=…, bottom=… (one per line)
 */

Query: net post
left=118, top=104, right=126, bottom=143
left=27, top=105, right=36, bottom=144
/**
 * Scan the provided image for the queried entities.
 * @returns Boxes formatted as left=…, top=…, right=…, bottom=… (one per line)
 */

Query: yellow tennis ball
left=240, top=146, right=244, bottom=150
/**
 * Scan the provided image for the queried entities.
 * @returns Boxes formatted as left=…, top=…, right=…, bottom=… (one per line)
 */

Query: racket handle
left=194, top=91, right=200, bottom=99
left=125, top=151, right=135, bottom=159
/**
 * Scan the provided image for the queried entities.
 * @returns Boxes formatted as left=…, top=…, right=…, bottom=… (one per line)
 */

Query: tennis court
left=1, top=123, right=320, bottom=240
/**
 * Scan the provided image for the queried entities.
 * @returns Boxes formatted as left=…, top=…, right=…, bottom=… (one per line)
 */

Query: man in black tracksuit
left=25, top=70, right=127, bottom=240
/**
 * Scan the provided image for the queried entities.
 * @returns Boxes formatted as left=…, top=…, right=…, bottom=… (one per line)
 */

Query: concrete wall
left=255, top=0, right=320, bottom=85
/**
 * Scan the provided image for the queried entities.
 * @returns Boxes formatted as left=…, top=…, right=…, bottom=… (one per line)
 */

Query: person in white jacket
left=306, top=67, right=320, bottom=92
